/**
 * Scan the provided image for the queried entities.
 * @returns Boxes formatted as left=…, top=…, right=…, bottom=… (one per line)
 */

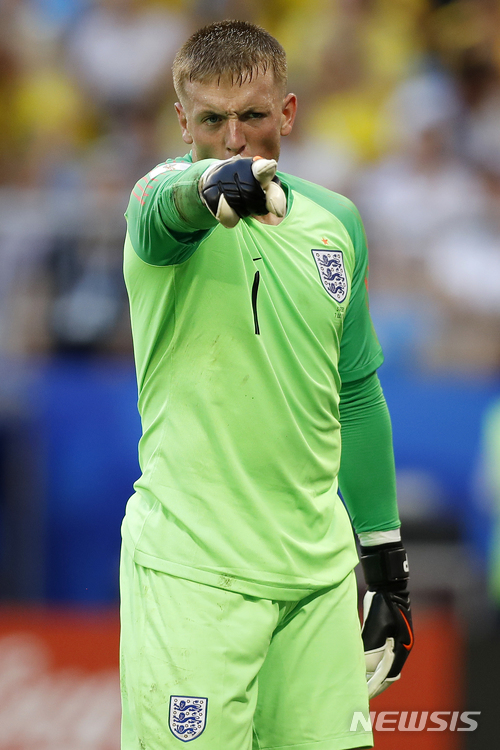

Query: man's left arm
left=339, top=371, right=414, bottom=699
left=336, top=195, right=413, bottom=698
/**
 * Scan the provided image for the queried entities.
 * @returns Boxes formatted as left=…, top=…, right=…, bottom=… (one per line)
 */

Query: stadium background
left=0, top=0, right=499, bottom=747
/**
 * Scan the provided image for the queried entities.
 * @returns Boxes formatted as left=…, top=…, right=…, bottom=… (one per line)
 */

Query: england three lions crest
left=311, top=250, right=348, bottom=303
left=169, top=696, right=207, bottom=742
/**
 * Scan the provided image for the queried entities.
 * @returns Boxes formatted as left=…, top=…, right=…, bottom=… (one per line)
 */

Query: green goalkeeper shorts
left=120, top=545, right=372, bottom=750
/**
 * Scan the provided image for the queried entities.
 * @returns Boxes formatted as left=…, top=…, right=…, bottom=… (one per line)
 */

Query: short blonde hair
left=173, top=20, right=288, bottom=101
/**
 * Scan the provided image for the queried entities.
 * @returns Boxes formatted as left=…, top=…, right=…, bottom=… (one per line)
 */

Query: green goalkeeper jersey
left=122, top=153, right=384, bottom=599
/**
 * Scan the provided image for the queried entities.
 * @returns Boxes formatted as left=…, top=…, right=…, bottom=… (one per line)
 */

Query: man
left=120, top=20, right=413, bottom=750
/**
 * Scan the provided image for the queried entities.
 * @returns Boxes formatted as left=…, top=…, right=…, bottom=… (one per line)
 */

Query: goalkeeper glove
left=360, top=541, right=414, bottom=699
left=199, top=155, right=286, bottom=228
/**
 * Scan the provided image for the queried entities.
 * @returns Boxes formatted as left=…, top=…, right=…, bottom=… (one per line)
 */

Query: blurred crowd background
left=0, top=0, right=499, bottom=746
left=1, top=0, right=500, bottom=367
left=0, top=0, right=499, bottom=626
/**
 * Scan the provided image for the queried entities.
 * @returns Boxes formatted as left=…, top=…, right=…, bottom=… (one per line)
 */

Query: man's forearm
left=338, top=372, right=400, bottom=534
left=160, top=160, right=218, bottom=233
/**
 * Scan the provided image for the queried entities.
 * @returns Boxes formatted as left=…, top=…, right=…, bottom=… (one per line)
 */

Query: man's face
left=175, top=69, right=297, bottom=162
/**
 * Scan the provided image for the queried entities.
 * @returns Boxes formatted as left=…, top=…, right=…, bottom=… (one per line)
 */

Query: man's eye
left=247, top=112, right=265, bottom=119
left=204, top=115, right=221, bottom=124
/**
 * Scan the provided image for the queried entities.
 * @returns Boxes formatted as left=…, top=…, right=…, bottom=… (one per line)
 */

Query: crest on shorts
left=311, top=249, right=348, bottom=303
left=169, top=696, right=208, bottom=742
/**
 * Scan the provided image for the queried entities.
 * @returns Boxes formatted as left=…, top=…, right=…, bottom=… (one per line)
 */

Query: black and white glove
left=199, top=156, right=286, bottom=228
left=360, top=541, right=414, bottom=699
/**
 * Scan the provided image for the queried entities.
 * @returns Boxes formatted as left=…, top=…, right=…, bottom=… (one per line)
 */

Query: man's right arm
left=125, top=159, right=218, bottom=267
left=126, top=156, right=287, bottom=266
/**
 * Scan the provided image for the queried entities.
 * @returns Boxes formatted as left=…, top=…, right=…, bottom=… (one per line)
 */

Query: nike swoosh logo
left=400, top=609, right=414, bottom=651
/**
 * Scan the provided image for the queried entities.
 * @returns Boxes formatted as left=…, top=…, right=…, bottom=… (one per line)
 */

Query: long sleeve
left=338, top=371, right=400, bottom=534
left=125, top=157, right=218, bottom=266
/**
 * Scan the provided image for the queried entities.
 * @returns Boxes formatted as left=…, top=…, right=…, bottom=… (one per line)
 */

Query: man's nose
left=225, top=119, right=246, bottom=154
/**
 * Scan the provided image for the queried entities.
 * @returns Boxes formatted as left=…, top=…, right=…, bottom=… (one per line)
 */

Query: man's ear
left=280, top=93, right=297, bottom=137
left=175, top=102, right=193, bottom=145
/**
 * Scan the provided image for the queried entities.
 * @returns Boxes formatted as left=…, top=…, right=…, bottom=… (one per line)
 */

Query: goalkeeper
left=120, top=19, right=413, bottom=750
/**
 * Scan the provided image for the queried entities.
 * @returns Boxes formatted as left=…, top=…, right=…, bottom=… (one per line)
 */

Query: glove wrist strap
left=360, top=543, right=409, bottom=589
